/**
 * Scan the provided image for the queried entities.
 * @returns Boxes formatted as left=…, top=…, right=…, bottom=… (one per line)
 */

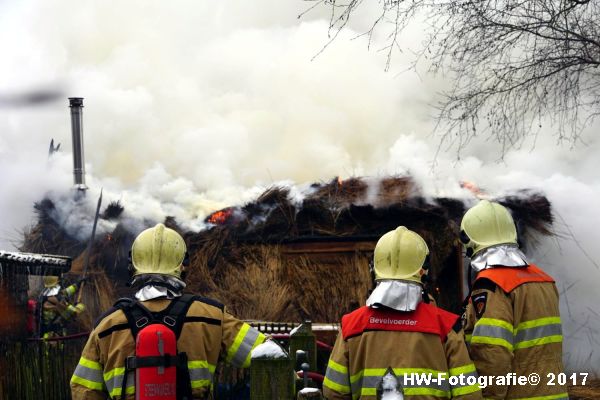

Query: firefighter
left=39, top=275, right=86, bottom=338
left=460, top=200, right=567, bottom=399
left=323, top=226, right=482, bottom=400
left=70, top=223, right=265, bottom=400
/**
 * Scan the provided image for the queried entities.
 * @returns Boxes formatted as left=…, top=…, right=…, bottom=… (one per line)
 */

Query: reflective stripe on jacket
left=70, top=297, right=265, bottom=400
left=323, top=303, right=482, bottom=400
left=464, top=264, right=567, bottom=400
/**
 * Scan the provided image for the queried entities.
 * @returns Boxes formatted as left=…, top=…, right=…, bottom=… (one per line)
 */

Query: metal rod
left=77, top=189, right=103, bottom=303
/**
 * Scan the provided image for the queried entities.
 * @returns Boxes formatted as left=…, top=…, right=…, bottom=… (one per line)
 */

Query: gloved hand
left=64, top=303, right=86, bottom=319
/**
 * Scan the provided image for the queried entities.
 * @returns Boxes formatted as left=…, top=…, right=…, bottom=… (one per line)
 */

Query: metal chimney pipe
left=69, top=97, right=88, bottom=190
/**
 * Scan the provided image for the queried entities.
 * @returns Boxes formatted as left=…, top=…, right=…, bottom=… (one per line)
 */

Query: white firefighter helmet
left=130, top=223, right=187, bottom=278
left=373, top=226, right=429, bottom=283
left=460, top=200, right=517, bottom=256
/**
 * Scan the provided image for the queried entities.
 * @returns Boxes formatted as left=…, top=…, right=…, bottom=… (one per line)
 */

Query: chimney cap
left=68, top=97, right=84, bottom=107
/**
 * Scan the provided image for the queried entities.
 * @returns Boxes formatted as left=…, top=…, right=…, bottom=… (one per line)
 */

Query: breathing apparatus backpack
left=114, top=294, right=197, bottom=400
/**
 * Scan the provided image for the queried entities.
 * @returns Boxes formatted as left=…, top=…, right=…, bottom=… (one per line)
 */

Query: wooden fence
left=0, top=337, right=87, bottom=400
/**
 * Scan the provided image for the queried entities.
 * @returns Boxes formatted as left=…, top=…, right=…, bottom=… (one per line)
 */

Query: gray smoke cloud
left=0, top=1, right=598, bottom=373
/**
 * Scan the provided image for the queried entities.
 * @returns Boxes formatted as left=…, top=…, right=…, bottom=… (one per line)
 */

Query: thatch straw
left=17, top=176, right=555, bottom=325
left=184, top=245, right=372, bottom=322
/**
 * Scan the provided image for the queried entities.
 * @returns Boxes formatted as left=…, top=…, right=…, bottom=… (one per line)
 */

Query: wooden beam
left=280, top=241, right=375, bottom=254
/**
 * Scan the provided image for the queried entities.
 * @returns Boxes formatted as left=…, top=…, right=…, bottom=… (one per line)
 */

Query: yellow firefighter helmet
left=373, top=226, right=429, bottom=283
left=460, top=200, right=517, bottom=256
left=131, top=223, right=187, bottom=278
left=43, top=275, right=59, bottom=288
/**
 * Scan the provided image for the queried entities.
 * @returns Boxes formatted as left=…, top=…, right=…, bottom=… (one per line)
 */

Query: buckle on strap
left=163, top=316, right=177, bottom=327
left=125, top=356, right=136, bottom=370
left=135, top=316, right=149, bottom=328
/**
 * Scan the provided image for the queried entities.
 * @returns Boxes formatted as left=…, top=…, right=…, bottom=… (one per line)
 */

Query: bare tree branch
left=302, top=0, right=600, bottom=155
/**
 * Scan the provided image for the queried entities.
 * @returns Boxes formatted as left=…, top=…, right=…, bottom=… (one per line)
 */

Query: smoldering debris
left=18, top=176, right=554, bottom=326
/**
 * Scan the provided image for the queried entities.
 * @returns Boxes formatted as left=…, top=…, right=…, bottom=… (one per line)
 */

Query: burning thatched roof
left=197, top=176, right=552, bottom=247
left=18, top=176, right=554, bottom=323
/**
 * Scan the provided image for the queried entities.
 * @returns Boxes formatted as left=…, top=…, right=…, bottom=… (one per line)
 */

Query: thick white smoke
left=0, top=1, right=598, bottom=373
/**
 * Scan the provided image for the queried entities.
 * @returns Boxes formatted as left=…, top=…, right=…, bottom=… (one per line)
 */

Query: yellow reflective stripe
left=513, top=393, right=569, bottom=400
left=514, top=335, right=563, bottom=350
left=405, top=387, right=451, bottom=397
left=109, top=385, right=135, bottom=398
left=79, top=357, right=102, bottom=370
left=70, top=375, right=104, bottom=391
left=65, top=284, right=77, bottom=296
left=103, top=366, right=125, bottom=382
left=452, top=384, right=481, bottom=396
left=448, top=363, right=476, bottom=376
left=241, top=331, right=265, bottom=368
left=226, top=323, right=250, bottom=363
left=188, top=360, right=216, bottom=372
left=190, top=379, right=212, bottom=389
left=361, top=387, right=451, bottom=398
left=465, top=333, right=472, bottom=342
left=350, top=370, right=362, bottom=383
left=350, top=367, right=445, bottom=383
left=515, top=317, right=561, bottom=332
left=327, top=359, right=348, bottom=374
left=477, top=317, right=513, bottom=331
left=360, top=388, right=377, bottom=396
left=104, top=366, right=135, bottom=397
left=470, top=335, right=514, bottom=350
left=323, top=376, right=351, bottom=394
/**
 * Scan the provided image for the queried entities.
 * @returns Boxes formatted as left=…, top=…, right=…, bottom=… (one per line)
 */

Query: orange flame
left=460, top=180, right=487, bottom=198
left=207, top=208, right=234, bottom=225
left=106, top=234, right=113, bottom=241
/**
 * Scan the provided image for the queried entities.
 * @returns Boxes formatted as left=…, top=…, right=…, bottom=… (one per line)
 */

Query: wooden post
left=250, top=341, right=295, bottom=400
left=289, top=320, right=317, bottom=372
left=297, top=387, right=324, bottom=399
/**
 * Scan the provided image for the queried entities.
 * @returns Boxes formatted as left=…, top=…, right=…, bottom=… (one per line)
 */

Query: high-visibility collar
left=476, top=264, right=554, bottom=293
left=341, top=302, right=458, bottom=342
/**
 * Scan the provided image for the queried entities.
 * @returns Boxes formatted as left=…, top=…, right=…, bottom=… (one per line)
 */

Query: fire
left=459, top=180, right=487, bottom=198
left=207, top=208, right=234, bottom=225
left=106, top=234, right=113, bottom=241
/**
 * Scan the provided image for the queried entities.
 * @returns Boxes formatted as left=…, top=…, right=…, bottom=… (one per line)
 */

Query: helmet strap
left=422, top=289, right=430, bottom=304
left=465, top=247, right=474, bottom=258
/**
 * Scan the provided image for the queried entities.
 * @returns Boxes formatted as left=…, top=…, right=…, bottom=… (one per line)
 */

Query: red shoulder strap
left=341, top=303, right=457, bottom=342
left=477, top=264, right=555, bottom=293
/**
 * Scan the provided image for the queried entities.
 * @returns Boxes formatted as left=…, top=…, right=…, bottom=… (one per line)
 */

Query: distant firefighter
left=70, top=223, right=265, bottom=400
left=323, top=226, right=482, bottom=400
left=460, top=200, right=566, bottom=399
left=38, top=275, right=86, bottom=338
